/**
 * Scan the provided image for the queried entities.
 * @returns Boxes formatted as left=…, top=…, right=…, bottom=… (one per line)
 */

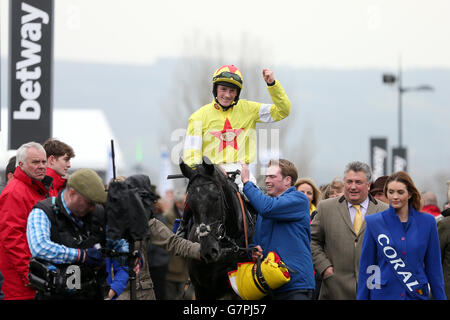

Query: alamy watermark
left=366, top=265, right=381, bottom=290
left=65, top=265, right=81, bottom=290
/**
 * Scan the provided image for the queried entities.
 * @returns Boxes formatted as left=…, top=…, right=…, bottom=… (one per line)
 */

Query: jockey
left=183, top=65, right=291, bottom=188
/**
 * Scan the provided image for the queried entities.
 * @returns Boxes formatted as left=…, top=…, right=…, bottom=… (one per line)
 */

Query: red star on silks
left=209, top=118, right=244, bottom=152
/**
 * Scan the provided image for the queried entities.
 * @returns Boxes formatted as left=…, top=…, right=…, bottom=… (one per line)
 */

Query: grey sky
left=2, top=0, right=450, bottom=68
left=0, top=0, right=448, bottom=203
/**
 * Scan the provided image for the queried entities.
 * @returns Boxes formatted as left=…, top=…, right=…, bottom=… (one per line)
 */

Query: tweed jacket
left=163, top=204, right=190, bottom=283
left=117, top=218, right=201, bottom=300
left=310, top=195, right=388, bottom=300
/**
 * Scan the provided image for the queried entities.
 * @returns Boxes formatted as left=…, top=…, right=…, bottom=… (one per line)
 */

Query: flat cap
left=68, top=169, right=107, bottom=204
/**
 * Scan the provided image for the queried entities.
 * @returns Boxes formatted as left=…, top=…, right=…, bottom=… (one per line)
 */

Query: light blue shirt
left=26, top=191, right=80, bottom=264
left=27, top=192, right=130, bottom=267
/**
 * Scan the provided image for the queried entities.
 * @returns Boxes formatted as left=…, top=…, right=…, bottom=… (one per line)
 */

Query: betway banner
left=392, top=147, right=408, bottom=173
left=9, top=0, right=53, bottom=149
left=370, top=137, right=388, bottom=181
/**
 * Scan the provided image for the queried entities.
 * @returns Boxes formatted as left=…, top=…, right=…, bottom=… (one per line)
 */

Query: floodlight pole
left=382, top=57, right=434, bottom=148
left=397, top=61, right=403, bottom=147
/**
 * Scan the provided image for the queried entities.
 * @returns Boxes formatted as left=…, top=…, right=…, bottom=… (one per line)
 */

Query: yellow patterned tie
left=353, top=204, right=363, bottom=234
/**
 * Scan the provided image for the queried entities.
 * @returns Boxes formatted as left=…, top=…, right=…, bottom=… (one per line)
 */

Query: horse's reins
left=236, top=191, right=249, bottom=249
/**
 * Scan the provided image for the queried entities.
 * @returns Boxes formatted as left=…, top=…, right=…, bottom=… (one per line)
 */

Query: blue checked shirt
left=27, top=191, right=129, bottom=265
left=27, top=191, right=81, bottom=264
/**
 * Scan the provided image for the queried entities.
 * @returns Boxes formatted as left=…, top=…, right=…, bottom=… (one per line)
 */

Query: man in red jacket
left=43, top=138, right=75, bottom=193
left=421, top=191, right=442, bottom=219
left=0, top=142, right=55, bottom=300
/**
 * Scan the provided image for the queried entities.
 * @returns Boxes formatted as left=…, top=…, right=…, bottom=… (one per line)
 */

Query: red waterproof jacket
left=46, top=167, right=67, bottom=194
left=422, top=204, right=441, bottom=218
left=0, top=167, right=55, bottom=300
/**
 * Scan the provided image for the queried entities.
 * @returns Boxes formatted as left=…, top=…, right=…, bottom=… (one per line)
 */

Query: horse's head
left=180, top=157, right=229, bottom=263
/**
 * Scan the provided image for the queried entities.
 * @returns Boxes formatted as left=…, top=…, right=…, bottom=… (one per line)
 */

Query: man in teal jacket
left=241, top=159, right=315, bottom=300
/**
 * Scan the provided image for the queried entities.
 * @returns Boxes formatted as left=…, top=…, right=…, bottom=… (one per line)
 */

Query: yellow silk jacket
left=183, top=81, right=291, bottom=166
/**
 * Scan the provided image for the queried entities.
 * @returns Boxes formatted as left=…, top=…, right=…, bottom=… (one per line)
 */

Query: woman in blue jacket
left=357, top=171, right=446, bottom=300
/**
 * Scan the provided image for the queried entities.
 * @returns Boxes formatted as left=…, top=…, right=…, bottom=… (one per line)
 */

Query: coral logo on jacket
left=209, top=118, right=244, bottom=152
left=377, top=233, right=420, bottom=292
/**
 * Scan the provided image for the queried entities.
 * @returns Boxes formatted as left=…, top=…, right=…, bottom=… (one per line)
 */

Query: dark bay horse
left=179, top=157, right=256, bottom=300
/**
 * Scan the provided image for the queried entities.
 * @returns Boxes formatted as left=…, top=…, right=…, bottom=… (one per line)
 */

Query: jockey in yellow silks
left=183, top=65, right=291, bottom=178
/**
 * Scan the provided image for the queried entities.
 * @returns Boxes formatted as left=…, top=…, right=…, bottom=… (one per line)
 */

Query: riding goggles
left=213, top=72, right=243, bottom=85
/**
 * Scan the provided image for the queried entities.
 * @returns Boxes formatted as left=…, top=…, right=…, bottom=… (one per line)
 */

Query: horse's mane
left=189, top=162, right=244, bottom=228
left=199, top=163, right=239, bottom=207
left=189, top=162, right=231, bottom=194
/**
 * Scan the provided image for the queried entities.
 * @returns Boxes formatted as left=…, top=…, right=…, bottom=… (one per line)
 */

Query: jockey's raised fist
left=262, top=69, right=275, bottom=85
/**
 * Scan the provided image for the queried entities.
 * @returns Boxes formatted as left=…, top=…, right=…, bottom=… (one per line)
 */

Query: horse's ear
left=202, top=156, right=214, bottom=176
left=179, top=157, right=194, bottom=179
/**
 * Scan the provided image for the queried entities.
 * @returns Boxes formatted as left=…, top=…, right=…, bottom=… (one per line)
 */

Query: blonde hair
left=295, top=177, right=321, bottom=207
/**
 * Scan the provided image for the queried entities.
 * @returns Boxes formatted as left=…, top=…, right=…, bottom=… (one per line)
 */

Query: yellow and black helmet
left=212, top=65, right=243, bottom=108
left=212, top=65, right=243, bottom=89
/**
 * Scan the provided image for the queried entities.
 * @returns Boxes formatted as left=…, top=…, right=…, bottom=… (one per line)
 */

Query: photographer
left=26, top=169, right=112, bottom=299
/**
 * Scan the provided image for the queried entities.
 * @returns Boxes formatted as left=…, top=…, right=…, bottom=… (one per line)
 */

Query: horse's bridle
left=187, top=173, right=228, bottom=238
left=186, top=172, right=251, bottom=253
